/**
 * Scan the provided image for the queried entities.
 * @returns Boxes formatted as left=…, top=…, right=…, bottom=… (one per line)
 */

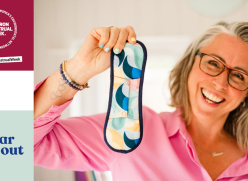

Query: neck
left=186, top=112, right=230, bottom=146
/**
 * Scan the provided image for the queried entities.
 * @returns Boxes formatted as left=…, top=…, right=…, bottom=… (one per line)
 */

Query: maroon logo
left=0, top=10, right=17, bottom=49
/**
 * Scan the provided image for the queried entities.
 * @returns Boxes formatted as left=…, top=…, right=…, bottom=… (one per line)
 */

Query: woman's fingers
left=125, top=25, right=137, bottom=44
left=97, top=27, right=110, bottom=49
left=102, top=27, right=120, bottom=52
left=113, top=26, right=137, bottom=54
left=95, top=25, right=137, bottom=54
left=113, top=28, right=129, bottom=54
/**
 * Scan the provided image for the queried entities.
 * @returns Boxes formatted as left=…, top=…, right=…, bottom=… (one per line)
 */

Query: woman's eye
left=209, top=61, right=219, bottom=67
left=234, top=73, right=244, bottom=80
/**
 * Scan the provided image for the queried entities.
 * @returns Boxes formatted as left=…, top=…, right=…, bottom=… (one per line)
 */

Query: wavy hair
left=169, top=21, right=248, bottom=152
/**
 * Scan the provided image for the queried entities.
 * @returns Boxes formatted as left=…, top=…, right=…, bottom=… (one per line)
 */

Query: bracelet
left=60, top=61, right=89, bottom=90
left=59, top=60, right=90, bottom=91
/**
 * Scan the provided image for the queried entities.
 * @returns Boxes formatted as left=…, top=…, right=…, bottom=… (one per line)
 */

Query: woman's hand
left=67, top=26, right=137, bottom=85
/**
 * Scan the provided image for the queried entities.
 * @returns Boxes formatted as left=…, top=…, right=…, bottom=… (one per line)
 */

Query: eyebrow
left=210, top=53, right=248, bottom=75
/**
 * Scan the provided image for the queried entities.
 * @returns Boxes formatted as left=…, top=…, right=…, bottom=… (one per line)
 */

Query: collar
left=162, top=107, right=248, bottom=179
left=164, top=107, right=188, bottom=138
left=218, top=153, right=248, bottom=179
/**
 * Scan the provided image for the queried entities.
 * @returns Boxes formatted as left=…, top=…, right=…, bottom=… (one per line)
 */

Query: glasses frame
left=196, top=50, right=248, bottom=91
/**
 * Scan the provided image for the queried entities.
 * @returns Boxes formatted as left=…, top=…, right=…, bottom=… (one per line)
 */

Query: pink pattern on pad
left=127, top=78, right=140, bottom=91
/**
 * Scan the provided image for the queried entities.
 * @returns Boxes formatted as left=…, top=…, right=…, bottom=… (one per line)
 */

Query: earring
left=243, top=101, right=246, bottom=107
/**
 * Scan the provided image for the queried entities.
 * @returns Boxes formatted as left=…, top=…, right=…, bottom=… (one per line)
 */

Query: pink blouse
left=34, top=78, right=248, bottom=181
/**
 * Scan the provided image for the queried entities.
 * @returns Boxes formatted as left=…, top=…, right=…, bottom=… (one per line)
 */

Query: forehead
left=200, top=33, right=248, bottom=71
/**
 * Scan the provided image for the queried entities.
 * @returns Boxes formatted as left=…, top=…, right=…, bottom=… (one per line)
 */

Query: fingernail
left=105, top=47, right=110, bottom=52
left=100, top=44, right=104, bottom=48
left=114, top=48, right=120, bottom=54
left=131, top=37, right=136, bottom=42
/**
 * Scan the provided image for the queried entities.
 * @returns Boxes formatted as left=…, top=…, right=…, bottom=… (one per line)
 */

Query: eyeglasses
left=196, top=51, right=248, bottom=91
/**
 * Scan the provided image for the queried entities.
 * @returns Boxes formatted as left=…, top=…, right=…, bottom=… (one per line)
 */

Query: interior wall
left=34, top=0, right=248, bottom=85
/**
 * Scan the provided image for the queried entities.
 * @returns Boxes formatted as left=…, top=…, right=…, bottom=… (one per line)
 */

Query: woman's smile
left=201, top=88, right=225, bottom=103
left=200, top=87, right=226, bottom=107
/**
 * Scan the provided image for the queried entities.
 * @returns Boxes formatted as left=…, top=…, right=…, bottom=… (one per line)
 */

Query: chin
left=192, top=104, right=215, bottom=120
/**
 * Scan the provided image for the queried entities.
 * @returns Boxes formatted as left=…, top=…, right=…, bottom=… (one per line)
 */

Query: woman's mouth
left=201, top=88, right=225, bottom=105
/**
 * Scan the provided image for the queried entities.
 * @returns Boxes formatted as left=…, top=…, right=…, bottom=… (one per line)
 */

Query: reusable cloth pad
left=104, top=40, right=147, bottom=153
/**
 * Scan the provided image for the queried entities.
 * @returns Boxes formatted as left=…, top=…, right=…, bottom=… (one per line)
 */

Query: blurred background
left=34, top=0, right=248, bottom=180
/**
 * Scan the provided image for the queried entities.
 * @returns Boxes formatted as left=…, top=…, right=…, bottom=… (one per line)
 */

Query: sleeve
left=34, top=77, right=122, bottom=171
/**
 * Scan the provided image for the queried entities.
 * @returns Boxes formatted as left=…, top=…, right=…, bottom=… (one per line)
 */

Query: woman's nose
left=212, top=69, right=229, bottom=91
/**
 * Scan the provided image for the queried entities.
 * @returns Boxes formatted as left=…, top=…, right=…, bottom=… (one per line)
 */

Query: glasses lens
left=200, top=55, right=225, bottom=75
left=229, top=69, right=248, bottom=90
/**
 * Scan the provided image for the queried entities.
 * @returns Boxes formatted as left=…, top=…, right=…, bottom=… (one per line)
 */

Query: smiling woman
left=34, top=22, right=248, bottom=181
left=169, top=22, right=248, bottom=180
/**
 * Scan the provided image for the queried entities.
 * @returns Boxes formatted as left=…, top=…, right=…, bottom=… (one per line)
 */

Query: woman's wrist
left=65, top=58, right=93, bottom=86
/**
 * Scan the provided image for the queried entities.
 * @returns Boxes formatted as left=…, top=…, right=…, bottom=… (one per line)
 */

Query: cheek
left=188, top=65, right=200, bottom=107
left=188, top=62, right=205, bottom=94
left=188, top=71, right=195, bottom=96
left=229, top=89, right=246, bottom=106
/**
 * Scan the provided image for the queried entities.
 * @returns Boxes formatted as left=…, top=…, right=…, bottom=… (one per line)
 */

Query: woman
left=34, top=22, right=248, bottom=181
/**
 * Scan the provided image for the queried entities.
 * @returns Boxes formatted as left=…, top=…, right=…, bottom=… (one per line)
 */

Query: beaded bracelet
left=59, top=60, right=90, bottom=91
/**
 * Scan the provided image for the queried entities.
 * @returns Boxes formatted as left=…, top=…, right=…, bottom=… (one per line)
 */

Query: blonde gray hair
left=169, top=21, right=248, bottom=152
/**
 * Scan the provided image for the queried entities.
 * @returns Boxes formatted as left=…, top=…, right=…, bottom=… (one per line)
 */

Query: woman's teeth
left=202, top=88, right=224, bottom=104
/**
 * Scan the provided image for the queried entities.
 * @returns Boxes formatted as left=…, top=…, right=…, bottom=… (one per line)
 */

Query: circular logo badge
left=0, top=10, right=17, bottom=49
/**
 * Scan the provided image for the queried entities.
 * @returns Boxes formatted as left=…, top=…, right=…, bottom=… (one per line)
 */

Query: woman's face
left=188, top=33, right=248, bottom=120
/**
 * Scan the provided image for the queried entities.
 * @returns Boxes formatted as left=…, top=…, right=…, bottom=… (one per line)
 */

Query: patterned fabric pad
left=104, top=41, right=147, bottom=153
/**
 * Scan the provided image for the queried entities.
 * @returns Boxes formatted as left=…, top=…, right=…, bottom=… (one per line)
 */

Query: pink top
left=34, top=77, right=248, bottom=181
